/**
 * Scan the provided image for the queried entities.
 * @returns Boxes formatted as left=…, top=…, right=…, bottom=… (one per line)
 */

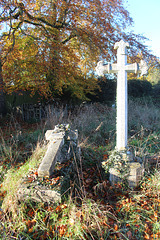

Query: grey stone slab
left=38, top=138, right=64, bottom=177
left=38, top=124, right=79, bottom=177
left=45, top=130, right=65, bottom=141
left=17, top=187, right=61, bottom=203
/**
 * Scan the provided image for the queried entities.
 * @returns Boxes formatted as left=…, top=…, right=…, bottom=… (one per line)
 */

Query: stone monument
left=96, top=40, right=148, bottom=187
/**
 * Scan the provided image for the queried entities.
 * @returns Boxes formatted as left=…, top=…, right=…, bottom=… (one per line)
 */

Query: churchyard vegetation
left=0, top=0, right=157, bottom=101
left=0, top=98, right=160, bottom=239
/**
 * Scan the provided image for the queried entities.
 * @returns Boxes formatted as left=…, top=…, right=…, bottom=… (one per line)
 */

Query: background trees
left=0, top=51, right=6, bottom=114
left=0, top=0, right=157, bottom=105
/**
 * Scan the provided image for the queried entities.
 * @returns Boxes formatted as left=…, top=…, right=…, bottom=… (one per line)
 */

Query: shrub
left=128, top=79, right=152, bottom=98
left=152, top=82, right=160, bottom=103
left=128, top=98, right=160, bottom=133
left=88, top=76, right=116, bottom=105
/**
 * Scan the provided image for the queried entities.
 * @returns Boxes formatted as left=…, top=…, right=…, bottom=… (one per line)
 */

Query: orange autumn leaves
left=1, top=170, right=160, bottom=239
left=23, top=203, right=72, bottom=239
left=116, top=186, right=160, bottom=239
left=0, top=0, right=152, bottom=99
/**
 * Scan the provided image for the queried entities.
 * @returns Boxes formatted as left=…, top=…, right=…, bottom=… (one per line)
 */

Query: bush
left=128, top=79, right=152, bottom=98
left=88, top=76, right=116, bottom=104
left=152, top=82, right=160, bottom=103
left=89, top=78, right=153, bottom=104
left=128, top=98, right=160, bottom=133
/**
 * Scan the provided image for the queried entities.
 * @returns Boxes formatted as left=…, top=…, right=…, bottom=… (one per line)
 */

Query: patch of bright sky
left=124, top=0, right=160, bottom=58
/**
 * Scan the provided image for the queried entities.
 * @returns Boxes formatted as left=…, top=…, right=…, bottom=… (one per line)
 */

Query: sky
left=124, top=0, right=160, bottom=58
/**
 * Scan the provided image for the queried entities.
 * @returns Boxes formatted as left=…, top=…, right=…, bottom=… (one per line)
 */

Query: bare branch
left=20, top=29, right=52, bottom=48
left=1, top=21, right=23, bottom=64
left=23, top=20, right=50, bottom=37
left=62, top=32, right=76, bottom=44
left=23, top=8, right=62, bottom=29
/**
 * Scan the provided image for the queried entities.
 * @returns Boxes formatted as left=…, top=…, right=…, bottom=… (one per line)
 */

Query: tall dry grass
left=0, top=98, right=160, bottom=239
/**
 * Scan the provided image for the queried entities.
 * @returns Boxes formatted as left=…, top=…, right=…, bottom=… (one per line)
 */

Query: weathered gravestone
left=38, top=124, right=79, bottom=177
left=96, top=40, right=148, bottom=187
left=17, top=124, right=79, bottom=203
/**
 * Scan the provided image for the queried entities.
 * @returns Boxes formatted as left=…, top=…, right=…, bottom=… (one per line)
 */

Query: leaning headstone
left=17, top=124, right=79, bottom=204
left=96, top=40, right=148, bottom=187
left=38, top=124, right=79, bottom=177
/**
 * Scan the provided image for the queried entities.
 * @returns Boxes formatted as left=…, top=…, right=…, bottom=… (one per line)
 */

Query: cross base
left=114, top=149, right=134, bottom=162
left=109, top=161, right=144, bottom=188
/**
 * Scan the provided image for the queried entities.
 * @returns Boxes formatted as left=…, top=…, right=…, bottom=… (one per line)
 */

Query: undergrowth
left=0, top=99, right=160, bottom=239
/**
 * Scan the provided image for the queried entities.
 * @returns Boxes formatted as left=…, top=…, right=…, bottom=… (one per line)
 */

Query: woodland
left=0, top=0, right=160, bottom=239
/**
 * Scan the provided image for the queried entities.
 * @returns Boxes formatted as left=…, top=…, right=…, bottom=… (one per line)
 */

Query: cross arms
left=96, top=61, right=139, bottom=75
left=96, top=61, right=148, bottom=76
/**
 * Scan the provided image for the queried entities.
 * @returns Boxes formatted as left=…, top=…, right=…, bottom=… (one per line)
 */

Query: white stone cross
left=96, top=40, right=148, bottom=151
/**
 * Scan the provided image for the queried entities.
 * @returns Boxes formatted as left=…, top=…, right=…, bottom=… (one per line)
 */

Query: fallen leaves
left=0, top=190, right=7, bottom=197
left=114, top=223, right=118, bottom=231
left=26, top=219, right=36, bottom=229
left=55, top=205, right=62, bottom=213
left=56, top=204, right=67, bottom=213
left=57, top=224, right=67, bottom=237
left=27, top=208, right=35, bottom=218
left=22, top=170, right=62, bottom=189
left=1, top=119, right=160, bottom=240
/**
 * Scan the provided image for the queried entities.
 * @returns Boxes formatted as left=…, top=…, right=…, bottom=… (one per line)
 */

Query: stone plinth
left=109, top=162, right=144, bottom=188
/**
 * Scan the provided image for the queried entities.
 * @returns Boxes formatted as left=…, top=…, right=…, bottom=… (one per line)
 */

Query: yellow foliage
left=0, top=0, right=156, bottom=98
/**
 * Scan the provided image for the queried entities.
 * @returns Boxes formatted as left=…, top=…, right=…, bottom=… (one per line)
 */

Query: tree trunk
left=0, top=54, right=6, bottom=115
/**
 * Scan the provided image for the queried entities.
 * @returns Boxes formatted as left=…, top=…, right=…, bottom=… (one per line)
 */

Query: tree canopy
left=0, top=0, right=156, bottom=99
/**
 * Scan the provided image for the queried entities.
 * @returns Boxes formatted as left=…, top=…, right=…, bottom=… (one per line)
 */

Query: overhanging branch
left=62, top=33, right=76, bottom=44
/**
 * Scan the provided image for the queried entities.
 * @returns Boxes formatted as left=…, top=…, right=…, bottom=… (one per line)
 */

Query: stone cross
left=96, top=40, right=148, bottom=151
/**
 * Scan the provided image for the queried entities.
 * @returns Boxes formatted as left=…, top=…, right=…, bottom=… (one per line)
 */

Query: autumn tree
left=0, top=50, right=6, bottom=114
left=147, top=61, right=160, bottom=85
left=0, top=0, right=156, bottom=102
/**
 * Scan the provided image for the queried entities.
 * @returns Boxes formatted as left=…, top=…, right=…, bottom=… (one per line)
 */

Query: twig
left=79, top=121, right=103, bottom=147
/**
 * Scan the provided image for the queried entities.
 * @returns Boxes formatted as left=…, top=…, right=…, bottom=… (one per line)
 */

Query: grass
left=0, top=98, right=160, bottom=239
left=1, top=142, right=46, bottom=215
